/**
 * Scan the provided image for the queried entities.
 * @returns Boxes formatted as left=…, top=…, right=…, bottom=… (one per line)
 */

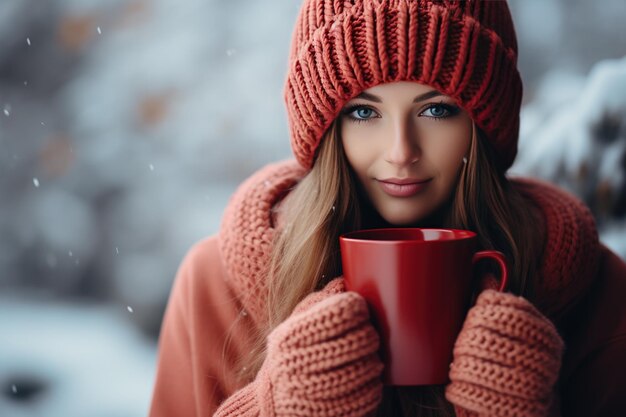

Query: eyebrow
left=352, top=90, right=444, bottom=103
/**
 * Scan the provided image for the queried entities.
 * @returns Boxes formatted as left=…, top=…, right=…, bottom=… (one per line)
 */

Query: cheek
left=341, top=127, right=380, bottom=172
left=425, top=126, right=470, bottom=171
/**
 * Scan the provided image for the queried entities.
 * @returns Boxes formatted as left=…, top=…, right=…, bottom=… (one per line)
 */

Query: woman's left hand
left=445, top=290, right=564, bottom=417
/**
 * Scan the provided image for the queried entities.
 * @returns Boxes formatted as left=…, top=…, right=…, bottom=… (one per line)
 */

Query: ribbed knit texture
left=218, top=160, right=307, bottom=325
left=513, top=178, right=601, bottom=320
left=217, top=161, right=601, bottom=416
left=214, top=279, right=384, bottom=417
left=446, top=290, right=564, bottom=417
left=284, top=0, right=522, bottom=171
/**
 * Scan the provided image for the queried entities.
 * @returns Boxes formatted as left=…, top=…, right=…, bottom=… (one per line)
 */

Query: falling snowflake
left=68, top=250, right=73, bottom=257
left=226, top=48, right=237, bottom=57
left=127, top=306, right=134, bottom=313
left=33, top=178, right=40, bottom=187
left=26, top=37, right=31, bottom=46
left=115, top=247, right=120, bottom=255
left=149, top=164, right=154, bottom=171
left=97, top=27, right=102, bottom=35
left=3, top=109, right=9, bottom=116
left=12, top=385, right=17, bottom=394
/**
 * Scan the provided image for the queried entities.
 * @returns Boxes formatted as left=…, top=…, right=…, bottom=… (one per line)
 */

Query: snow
left=512, top=56, right=626, bottom=258
left=0, top=298, right=156, bottom=417
left=0, top=1, right=624, bottom=415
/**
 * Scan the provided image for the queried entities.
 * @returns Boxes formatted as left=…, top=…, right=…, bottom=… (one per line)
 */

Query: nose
left=384, top=119, right=420, bottom=166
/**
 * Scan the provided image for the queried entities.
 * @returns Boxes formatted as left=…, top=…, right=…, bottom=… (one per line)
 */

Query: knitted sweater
left=149, top=160, right=626, bottom=417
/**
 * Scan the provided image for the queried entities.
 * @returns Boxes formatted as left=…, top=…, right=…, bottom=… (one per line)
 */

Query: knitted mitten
left=445, top=290, right=564, bottom=417
left=215, top=278, right=384, bottom=417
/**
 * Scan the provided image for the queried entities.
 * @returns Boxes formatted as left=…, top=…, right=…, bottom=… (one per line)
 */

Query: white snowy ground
left=0, top=298, right=156, bottom=417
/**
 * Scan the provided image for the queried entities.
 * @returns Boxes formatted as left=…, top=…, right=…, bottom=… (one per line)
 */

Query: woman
left=149, top=1, right=626, bottom=416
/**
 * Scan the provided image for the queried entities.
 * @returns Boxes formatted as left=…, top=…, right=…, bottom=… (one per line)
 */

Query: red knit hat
left=284, top=0, right=522, bottom=172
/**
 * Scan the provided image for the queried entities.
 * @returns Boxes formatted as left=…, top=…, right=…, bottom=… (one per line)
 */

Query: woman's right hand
left=215, top=278, right=384, bottom=417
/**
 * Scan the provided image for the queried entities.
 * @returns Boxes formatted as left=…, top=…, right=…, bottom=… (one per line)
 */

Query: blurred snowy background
left=0, top=0, right=624, bottom=415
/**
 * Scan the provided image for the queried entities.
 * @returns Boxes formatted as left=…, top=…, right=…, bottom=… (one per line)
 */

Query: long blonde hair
left=238, top=117, right=545, bottom=416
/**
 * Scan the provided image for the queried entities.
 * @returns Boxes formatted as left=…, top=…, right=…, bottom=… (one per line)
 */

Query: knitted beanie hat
left=284, top=0, right=522, bottom=172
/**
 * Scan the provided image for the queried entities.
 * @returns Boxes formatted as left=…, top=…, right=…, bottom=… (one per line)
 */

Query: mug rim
left=340, top=228, right=476, bottom=243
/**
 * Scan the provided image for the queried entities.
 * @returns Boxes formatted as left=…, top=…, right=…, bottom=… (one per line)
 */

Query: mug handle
left=472, top=250, right=508, bottom=292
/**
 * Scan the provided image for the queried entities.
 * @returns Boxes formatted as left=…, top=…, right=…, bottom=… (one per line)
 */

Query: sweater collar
left=218, top=160, right=601, bottom=325
left=512, top=177, right=601, bottom=320
left=218, top=160, right=306, bottom=325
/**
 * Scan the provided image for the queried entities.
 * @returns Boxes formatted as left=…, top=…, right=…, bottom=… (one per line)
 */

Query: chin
left=372, top=194, right=448, bottom=227
left=378, top=207, right=431, bottom=227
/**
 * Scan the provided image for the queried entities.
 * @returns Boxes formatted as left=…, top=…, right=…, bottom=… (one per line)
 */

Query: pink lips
left=376, top=178, right=432, bottom=197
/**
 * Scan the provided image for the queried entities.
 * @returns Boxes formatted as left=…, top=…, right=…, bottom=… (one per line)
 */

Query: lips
left=376, top=178, right=432, bottom=197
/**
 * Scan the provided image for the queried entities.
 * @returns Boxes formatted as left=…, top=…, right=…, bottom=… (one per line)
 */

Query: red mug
left=339, top=228, right=508, bottom=386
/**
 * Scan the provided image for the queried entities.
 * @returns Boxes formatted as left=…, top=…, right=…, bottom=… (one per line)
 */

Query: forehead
left=366, top=81, right=434, bottom=94
left=350, top=81, right=448, bottom=103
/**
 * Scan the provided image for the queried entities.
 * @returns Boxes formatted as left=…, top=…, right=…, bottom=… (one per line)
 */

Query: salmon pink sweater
left=150, top=160, right=626, bottom=416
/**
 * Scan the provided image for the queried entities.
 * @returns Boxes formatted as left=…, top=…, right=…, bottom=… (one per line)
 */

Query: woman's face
left=340, top=81, right=472, bottom=226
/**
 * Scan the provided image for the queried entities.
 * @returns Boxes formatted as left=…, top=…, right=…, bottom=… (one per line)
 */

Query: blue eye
left=341, top=102, right=460, bottom=124
left=342, top=105, right=378, bottom=123
left=420, top=103, right=459, bottom=119
left=355, top=108, right=374, bottom=119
